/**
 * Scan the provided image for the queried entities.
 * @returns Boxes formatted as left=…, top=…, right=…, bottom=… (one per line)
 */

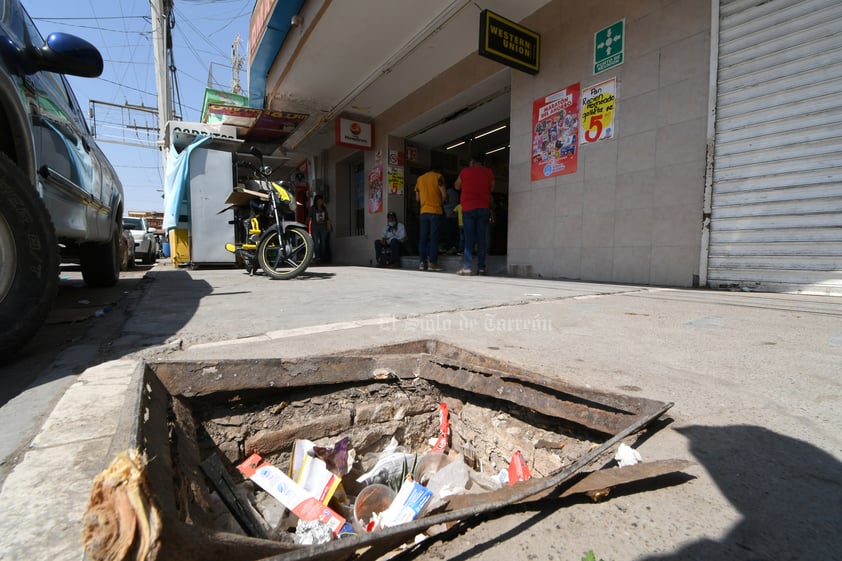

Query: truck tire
left=80, top=224, right=121, bottom=287
left=0, top=153, right=59, bottom=362
left=141, top=246, right=155, bottom=264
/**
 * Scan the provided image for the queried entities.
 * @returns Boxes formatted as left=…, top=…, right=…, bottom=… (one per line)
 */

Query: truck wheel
left=119, top=234, right=130, bottom=271
left=0, top=153, right=59, bottom=362
left=80, top=224, right=120, bottom=287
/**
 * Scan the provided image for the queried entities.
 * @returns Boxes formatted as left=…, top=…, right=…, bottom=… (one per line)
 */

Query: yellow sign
left=388, top=166, right=404, bottom=195
left=580, top=78, right=617, bottom=145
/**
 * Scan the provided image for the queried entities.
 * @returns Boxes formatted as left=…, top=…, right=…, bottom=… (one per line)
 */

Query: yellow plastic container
left=169, top=229, right=190, bottom=266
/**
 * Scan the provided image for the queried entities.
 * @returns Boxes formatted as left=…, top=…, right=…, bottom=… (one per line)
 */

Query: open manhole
left=83, top=340, right=682, bottom=561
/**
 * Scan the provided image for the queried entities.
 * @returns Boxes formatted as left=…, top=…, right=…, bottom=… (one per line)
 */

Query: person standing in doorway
left=414, top=167, right=446, bottom=271
left=309, top=194, right=330, bottom=264
left=454, top=153, right=494, bottom=275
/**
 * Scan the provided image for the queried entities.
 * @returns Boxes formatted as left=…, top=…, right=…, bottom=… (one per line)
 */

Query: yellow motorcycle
left=224, top=151, right=313, bottom=279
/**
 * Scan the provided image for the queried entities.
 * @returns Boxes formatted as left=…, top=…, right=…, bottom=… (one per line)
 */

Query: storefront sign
left=580, top=78, right=617, bottom=145
left=368, top=166, right=383, bottom=214
left=531, top=83, right=580, bottom=180
left=201, top=88, right=247, bottom=123
left=478, top=10, right=540, bottom=75
left=203, top=106, right=308, bottom=143
left=337, top=117, right=374, bottom=150
left=594, top=20, right=624, bottom=74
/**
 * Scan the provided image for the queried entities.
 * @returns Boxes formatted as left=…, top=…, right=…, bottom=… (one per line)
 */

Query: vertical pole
left=151, top=0, right=173, bottom=173
left=698, top=0, right=720, bottom=288
left=232, top=34, right=244, bottom=95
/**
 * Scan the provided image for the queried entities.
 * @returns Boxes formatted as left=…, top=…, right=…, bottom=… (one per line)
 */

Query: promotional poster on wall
left=580, top=78, right=617, bottom=145
left=368, top=166, right=383, bottom=214
left=388, top=150, right=405, bottom=195
left=531, top=83, right=580, bottom=181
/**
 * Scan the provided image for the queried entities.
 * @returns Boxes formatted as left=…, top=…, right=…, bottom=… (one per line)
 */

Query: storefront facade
left=249, top=0, right=842, bottom=293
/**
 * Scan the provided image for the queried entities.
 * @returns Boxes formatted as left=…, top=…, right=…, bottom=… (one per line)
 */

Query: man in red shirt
left=454, top=154, right=494, bottom=275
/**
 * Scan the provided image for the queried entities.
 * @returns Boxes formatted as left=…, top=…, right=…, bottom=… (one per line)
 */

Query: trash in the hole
left=507, top=450, right=532, bottom=485
left=353, top=482, right=395, bottom=532
left=614, top=443, right=642, bottom=467
left=355, top=437, right=416, bottom=486
left=377, top=477, right=433, bottom=529
left=237, top=401, right=512, bottom=545
left=237, top=453, right=346, bottom=537
left=294, top=519, right=333, bottom=545
left=289, top=439, right=342, bottom=503
left=83, top=341, right=696, bottom=561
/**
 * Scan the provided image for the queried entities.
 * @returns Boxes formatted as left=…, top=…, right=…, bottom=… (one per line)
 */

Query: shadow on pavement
left=112, top=268, right=211, bottom=349
left=392, top=424, right=841, bottom=561
left=639, top=424, right=842, bottom=561
left=0, top=267, right=208, bottom=406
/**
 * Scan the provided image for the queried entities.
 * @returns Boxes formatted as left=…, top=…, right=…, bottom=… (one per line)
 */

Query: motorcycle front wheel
left=257, top=226, right=314, bottom=280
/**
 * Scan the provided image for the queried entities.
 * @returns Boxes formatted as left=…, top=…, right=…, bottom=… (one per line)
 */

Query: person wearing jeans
left=418, top=213, right=442, bottom=269
left=414, top=167, right=446, bottom=271
left=454, top=154, right=494, bottom=275
left=461, top=207, right=489, bottom=274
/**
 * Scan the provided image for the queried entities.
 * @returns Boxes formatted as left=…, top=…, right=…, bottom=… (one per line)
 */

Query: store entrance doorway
left=405, top=120, right=509, bottom=258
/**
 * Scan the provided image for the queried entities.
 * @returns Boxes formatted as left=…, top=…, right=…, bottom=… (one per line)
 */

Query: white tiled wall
left=508, top=0, right=711, bottom=286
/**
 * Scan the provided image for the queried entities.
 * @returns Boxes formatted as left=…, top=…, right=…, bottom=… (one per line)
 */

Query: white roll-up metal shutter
left=708, top=0, right=842, bottom=294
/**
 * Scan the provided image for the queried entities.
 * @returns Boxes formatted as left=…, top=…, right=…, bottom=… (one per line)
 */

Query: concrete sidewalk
left=1, top=264, right=840, bottom=561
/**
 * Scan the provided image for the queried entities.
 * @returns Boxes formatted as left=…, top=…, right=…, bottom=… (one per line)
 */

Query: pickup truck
left=0, top=0, right=124, bottom=360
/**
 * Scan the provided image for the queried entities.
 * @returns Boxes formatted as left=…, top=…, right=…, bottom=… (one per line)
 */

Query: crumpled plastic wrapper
left=614, top=443, right=642, bottom=467
left=313, top=436, right=354, bottom=476
left=295, top=519, right=333, bottom=545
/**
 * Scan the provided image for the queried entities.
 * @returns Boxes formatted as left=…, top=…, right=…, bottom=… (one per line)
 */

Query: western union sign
left=478, top=9, right=540, bottom=75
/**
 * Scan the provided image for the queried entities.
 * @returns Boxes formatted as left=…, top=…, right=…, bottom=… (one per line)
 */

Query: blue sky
left=29, top=0, right=253, bottom=213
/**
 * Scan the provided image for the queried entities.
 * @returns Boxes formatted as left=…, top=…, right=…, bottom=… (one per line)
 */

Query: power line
left=97, top=77, right=157, bottom=98
left=31, top=15, right=148, bottom=20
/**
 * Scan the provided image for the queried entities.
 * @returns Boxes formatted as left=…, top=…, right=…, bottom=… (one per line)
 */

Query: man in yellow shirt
left=414, top=167, right=446, bottom=271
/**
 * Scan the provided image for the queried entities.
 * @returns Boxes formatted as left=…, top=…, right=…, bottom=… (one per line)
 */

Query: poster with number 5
left=580, top=78, right=617, bottom=145
left=531, top=83, right=580, bottom=181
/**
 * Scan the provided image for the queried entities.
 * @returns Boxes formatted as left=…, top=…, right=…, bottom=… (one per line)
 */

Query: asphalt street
left=0, top=260, right=840, bottom=561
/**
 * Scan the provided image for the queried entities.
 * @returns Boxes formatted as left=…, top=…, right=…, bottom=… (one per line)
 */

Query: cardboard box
left=289, top=440, right=341, bottom=505
left=377, top=479, right=433, bottom=528
left=237, top=453, right=345, bottom=536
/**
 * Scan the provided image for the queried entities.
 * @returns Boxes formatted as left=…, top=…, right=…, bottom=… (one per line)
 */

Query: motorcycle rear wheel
left=257, top=226, right=313, bottom=280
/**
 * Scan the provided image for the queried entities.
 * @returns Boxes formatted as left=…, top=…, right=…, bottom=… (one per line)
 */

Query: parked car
left=120, top=228, right=136, bottom=271
left=124, top=216, right=158, bottom=264
left=0, top=0, right=124, bottom=360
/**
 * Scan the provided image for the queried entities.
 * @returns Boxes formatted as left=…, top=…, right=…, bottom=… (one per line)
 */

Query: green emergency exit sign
left=594, top=20, right=624, bottom=74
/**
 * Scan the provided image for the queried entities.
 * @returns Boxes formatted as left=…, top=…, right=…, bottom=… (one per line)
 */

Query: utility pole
left=231, top=34, right=245, bottom=95
left=151, top=0, right=174, bottom=172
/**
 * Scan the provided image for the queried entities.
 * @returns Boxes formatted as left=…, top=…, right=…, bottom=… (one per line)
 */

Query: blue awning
left=249, top=0, right=307, bottom=109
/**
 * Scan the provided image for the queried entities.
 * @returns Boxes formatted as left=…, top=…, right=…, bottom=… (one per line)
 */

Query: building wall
left=508, top=0, right=712, bottom=286
left=326, top=0, right=712, bottom=284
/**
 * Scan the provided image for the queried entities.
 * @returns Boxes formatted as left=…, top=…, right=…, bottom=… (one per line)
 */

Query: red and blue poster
left=368, top=165, right=383, bottom=214
left=531, top=83, right=580, bottom=181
